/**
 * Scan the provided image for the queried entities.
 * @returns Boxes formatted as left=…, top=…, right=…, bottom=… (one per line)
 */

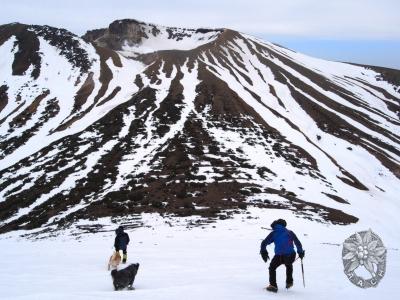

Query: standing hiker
left=260, top=219, right=305, bottom=293
left=114, top=226, right=130, bottom=263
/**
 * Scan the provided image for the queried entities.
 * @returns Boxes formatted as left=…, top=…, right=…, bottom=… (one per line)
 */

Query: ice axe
left=300, top=258, right=305, bottom=288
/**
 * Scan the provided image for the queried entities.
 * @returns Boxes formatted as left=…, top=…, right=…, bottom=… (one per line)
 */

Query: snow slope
left=0, top=208, right=398, bottom=299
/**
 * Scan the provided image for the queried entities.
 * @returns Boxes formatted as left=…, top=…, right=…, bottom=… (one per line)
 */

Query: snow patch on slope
left=120, top=25, right=220, bottom=56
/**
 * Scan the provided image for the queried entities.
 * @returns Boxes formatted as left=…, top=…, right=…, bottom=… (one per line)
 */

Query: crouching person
left=260, top=219, right=305, bottom=293
left=114, top=226, right=130, bottom=263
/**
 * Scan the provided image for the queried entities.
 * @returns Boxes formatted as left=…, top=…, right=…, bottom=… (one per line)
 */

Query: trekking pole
left=301, top=258, right=305, bottom=288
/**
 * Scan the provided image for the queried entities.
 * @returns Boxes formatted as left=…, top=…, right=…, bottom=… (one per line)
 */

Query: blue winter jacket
left=114, top=228, right=130, bottom=250
left=260, top=224, right=303, bottom=255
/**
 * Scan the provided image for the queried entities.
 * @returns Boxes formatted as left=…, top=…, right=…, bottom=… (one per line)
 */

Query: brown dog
left=108, top=251, right=121, bottom=270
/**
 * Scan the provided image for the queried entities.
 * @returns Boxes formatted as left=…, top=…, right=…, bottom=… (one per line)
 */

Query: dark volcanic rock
left=82, top=19, right=148, bottom=50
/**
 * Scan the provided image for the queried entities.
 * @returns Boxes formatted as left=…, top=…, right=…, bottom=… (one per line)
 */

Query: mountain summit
left=82, top=19, right=223, bottom=55
left=0, top=19, right=399, bottom=235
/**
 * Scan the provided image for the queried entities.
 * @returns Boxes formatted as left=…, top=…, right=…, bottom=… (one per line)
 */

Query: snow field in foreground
left=0, top=208, right=399, bottom=300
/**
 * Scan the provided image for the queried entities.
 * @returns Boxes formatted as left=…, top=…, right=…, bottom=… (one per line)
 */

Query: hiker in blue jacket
left=260, top=219, right=305, bottom=292
left=114, top=226, right=130, bottom=263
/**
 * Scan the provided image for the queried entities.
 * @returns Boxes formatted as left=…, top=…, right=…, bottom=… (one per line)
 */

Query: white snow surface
left=0, top=208, right=399, bottom=299
left=119, top=24, right=220, bottom=56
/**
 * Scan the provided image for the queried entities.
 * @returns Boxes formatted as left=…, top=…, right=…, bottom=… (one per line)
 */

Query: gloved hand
left=298, top=250, right=305, bottom=259
left=260, top=250, right=269, bottom=262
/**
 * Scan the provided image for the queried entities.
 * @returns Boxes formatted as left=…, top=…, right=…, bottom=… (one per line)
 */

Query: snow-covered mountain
left=1, top=19, right=399, bottom=235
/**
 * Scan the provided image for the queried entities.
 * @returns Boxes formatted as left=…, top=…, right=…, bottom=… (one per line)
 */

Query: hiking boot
left=286, top=282, right=293, bottom=289
left=266, top=284, right=278, bottom=293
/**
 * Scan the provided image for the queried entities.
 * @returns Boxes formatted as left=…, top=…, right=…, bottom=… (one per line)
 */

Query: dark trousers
left=269, top=253, right=296, bottom=287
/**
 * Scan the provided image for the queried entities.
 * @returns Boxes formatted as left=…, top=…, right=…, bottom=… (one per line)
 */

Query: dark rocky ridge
left=83, top=19, right=146, bottom=50
left=0, top=23, right=92, bottom=78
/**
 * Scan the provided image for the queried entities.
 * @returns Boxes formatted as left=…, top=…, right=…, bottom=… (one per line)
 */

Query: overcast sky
left=1, top=0, right=399, bottom=68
